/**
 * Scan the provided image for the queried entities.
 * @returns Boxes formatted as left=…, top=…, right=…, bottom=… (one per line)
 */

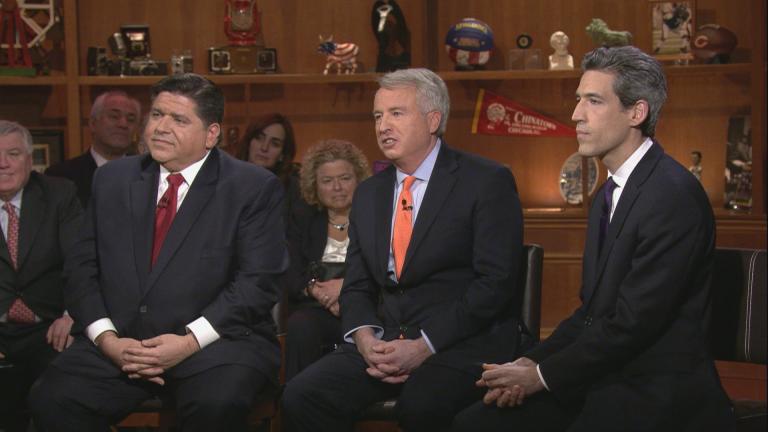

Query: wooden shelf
left=0, top=75, right=68, bottom=86
left=66, top=63, right=753, bottom=87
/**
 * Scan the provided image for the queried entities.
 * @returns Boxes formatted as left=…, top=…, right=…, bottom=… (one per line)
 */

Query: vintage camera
left=86, top=25, right=167, bottom=76
left=209, top=46, right=277, bottom=74
left=127, top=58, right=168, bottom=76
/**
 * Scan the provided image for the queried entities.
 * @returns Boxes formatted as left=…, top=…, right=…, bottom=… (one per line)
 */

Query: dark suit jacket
left=284, top=208, right=330, bottom=305
left=0, top=172, right=82, bottom=321
left=339, top=144, right=524, bottom=371
left=45, top=151, right=98, bottom=207
left=526, top=143, right=726, bottom=411
left=52, top=148, right=288, bottom=382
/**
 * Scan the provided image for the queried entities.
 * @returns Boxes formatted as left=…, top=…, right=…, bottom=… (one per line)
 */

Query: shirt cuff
left=536, top=364, right=550, bottom=391
left=344, top=325, right=384, bottom=343
left=86, top=318, right=117, bottom=344
left=186, top=317, right=220, bottom=349
left=420, top=330, right=437, bottom=354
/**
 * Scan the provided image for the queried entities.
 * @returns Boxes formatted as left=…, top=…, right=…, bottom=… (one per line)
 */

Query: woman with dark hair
left=238, top=113, right=307, bottom=224
left=284, top=139, right=370, bottom=380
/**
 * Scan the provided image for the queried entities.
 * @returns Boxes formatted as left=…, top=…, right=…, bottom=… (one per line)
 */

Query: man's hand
left=352, top=328, right=396, bottom=381
left=46, top=315, right=74, bottom=352
left=369, top=338, right=432, bottom=383
left=96, top=331, right=166, bottom=384
left=311, top=278, right=343, bottom=309
left=122, top=333, right=200, bottom=383
left=476, top=357, right=544, bottom=407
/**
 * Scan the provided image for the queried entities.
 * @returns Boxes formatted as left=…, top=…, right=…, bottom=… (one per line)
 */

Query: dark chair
left=114, top=303, right=286, bottom=431
left=355, top=243, right=544, bottom=430
left=709, top=248, right=767, bottom=432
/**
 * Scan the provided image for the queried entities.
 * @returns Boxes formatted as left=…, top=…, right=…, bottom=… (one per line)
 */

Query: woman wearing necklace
left=284, top=139, right=370, bottom=380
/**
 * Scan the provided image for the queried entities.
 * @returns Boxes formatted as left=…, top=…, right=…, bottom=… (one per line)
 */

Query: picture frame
left=650, top=1, right=695, bottom=63
left=29, top=129, right=65, bottom=173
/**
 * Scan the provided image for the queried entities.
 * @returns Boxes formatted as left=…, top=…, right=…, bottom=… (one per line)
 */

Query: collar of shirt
left=156, top=150, right=211, bottom=209
left=606, top=137, right=653, bottom=218
left=90, top=147, right=112, bottom=167
left=1, top=189, right=23, bottom=239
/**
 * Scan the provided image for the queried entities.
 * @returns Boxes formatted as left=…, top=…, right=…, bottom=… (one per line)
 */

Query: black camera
left=87, top=25, right=167, bottom=76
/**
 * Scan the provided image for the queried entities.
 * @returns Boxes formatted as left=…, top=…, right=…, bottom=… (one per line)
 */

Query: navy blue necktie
left=599, top=177, right=617, bottom=251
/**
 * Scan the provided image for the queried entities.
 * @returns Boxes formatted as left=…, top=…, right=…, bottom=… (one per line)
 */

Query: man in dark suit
left=0, top=120, right=82, bottom=432
left=452, top=46, right=735, bottom=431
left=45, top=91, right=141, bottom=206
left=30, top=74, right=288, bottom=432
left=282, top=68, right=524, bottom=432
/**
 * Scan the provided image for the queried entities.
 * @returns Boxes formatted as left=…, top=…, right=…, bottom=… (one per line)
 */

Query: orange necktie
left=393, top=176, right=416, bottom=279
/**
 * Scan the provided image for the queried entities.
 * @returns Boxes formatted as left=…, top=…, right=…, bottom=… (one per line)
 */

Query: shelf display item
left=210, top=0, right=276, bottom=74
left=559, top=152, right=600, bottom=205
left=0, top=0, right=57, bottom=76
left=445, top=17, right=494, bottom=71
left=689, top=150, right=703, bottom=181
left=371, top=0, right=410, bottom=72
left=224, top=0, right=261, bottom=46
left=317, top=34, right=359, bottom=75
left=691, top=24, right=737, bottom=64
left=471, top=89, right=576, bottom=138
left=548, top=31, right=573, bottom=70
left=724, top=116, right=752, bottom=211
left=651, top=0, right=694, bottom=62
left=585, top=18, right=633, bottom=47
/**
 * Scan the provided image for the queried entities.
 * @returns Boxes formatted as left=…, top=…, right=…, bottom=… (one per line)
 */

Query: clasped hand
left=98, top=332, right=200, bottom=386
left=354, top=329, right=432, bottom=384
left=309, top=278, right=343, bottom=317
left=476, top=357, right=545, bottom=408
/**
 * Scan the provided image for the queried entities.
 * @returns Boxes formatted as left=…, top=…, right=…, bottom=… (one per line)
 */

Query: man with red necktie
left=30, top=74, right=288, bottom=432
left=0, top=120, right=82, bottom=432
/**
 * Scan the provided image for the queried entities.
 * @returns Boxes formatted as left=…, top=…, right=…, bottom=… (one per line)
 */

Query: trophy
left=210, top=0, right=277, bottom=74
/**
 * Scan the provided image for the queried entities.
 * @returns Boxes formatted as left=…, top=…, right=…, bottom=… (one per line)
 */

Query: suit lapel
left=374, top=167, right=395, bottom=279
left=16, top=175, right=46, bottom=270
left=585, top=142, right=664, bottom=306
left=130, top=155, right=160, bottom=291
left=145, top=149, right=220, bottom=293
left=401, top=145, right=458, bottom=278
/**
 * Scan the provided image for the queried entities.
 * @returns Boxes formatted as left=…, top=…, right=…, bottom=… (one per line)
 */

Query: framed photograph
left=29, top=129, right=65, bottom=173
left=256, top=48, right=277, bottom=73
left=650, top=1, right=695, bottom=62
left=724, top=116, right=752, bottom=211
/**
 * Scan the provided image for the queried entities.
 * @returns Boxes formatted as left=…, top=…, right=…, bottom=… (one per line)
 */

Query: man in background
left=46, top=90, right=141, bottom=206
left=0, top=120, right=82, bottom=432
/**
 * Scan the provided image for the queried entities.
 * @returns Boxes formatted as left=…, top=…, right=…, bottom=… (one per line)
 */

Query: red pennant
left=471, top=89, right=576, bottom=138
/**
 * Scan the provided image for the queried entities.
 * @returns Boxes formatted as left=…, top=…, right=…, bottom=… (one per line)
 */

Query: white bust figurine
left=549, top=31, right=574, bottom=70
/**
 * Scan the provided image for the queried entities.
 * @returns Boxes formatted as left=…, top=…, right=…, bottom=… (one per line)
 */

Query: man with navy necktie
left=30, top=74, right=288, bottom=432
left=283, top=68, right=524, bottom=432
left=452, top=46, right=734, bottom=431
left=0, top=120, right=82, bottom=432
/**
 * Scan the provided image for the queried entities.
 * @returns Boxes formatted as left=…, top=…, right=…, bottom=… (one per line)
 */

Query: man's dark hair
left=150, top=73, right=224, bottom=127
left=581, top=46, right=667, bottom=138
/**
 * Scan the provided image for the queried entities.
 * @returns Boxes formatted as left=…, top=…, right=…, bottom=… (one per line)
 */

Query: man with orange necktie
left=283, top=68, right=525, bottom=432
left=30, top=74, right=288, bottom=432
left=0, top=120, right=82, bottom=432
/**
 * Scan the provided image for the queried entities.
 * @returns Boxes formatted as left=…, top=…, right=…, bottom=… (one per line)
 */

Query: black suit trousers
left=452, top=361, right=735, bottom=432
left=0, top=322, right=57, bottom=432
left=282, top=343, right=486, bottom=432
left=30, top=362, right=268, bottom=432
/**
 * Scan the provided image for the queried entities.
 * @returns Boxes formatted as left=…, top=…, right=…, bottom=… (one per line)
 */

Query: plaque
left=559, top=152, right=599, bottom=205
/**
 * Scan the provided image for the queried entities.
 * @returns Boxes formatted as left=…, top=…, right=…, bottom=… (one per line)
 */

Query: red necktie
left=392, top=176, right=416, bottom=279
left=4, top=201, right=35, bottom=323
left=151, top=173, right=185, bottom=267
